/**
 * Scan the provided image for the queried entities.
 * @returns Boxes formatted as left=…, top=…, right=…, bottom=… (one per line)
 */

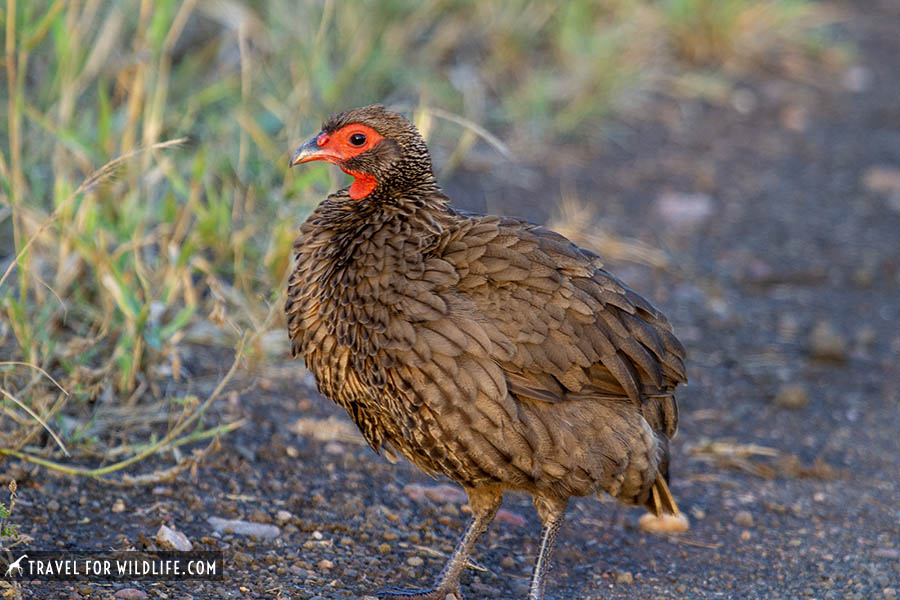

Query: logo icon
left=4, top=554, right=28, bottom=577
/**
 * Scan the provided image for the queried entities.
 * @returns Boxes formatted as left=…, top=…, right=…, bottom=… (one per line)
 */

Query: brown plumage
left=286, top=105, right=686, bottom=600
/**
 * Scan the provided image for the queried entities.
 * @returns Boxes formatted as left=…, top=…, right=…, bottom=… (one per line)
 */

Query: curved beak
left=290, top=132, right=340, bottom=167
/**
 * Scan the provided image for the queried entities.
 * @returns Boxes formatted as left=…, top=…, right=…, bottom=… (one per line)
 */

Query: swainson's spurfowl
left=286, top=105, right=686, bottom=600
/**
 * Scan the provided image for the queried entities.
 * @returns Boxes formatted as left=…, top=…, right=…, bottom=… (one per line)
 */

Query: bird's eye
left=349, top=133, right=367, bottom=146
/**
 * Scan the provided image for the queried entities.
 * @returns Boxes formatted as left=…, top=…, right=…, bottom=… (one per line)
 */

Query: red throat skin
left=344, top=169, right=378, bottom=200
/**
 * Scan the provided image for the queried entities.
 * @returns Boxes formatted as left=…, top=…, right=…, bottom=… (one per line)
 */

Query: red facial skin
left=294, top=124, right=384, bottom=199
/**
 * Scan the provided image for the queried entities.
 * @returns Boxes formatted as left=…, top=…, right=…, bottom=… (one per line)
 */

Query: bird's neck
left=287, top=184, right=454, bottom=365
left=293, top=185, right=452, bottom=281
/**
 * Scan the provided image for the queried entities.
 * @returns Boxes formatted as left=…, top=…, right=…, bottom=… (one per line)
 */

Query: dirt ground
left=6, top=2, right=900, bottom=599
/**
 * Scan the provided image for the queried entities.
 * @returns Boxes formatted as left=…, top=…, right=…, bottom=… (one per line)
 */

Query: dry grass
left=0, top=0, right=837, bottom=479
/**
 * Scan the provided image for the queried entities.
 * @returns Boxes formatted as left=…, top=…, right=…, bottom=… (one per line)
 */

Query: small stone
left=780, top=105, right=809, bottom=132
left=403, top=483, right=467, bottom=504
left=731, top=88, right=758, bottom=114
left=340, top=536, right=354, bottom=546
left=500, top=556, right=515, bottom=569
left=638, top=512, right=689, bottom=532
left=842, top=65, right=873, bottom=92
left=156, top=525, right=193, bottom=551
left=232, top=551, right=252, bottom=565
left=809, top=322, right=847, bottom=362
left=406, top=556, right=424, bottom=567
left=734, top=510, right=754, bottom=527
left=856, top=326, right=876, bottom=348
left=883, top=587, right=897, bottom=598
left=324, top=441, right=345, bottom=454
left=616, top=571, right=633, bottom=584
left=112, top=499, right=126, bottom=513
left=654, top=192, right=714, bottom=230
left=862, top=166, right=900, bottom=194
left=378, top=543, right=391, bottom=555
left=741, top=530, right=752, bottom=541
left=114, top=589, right=149, bottom=600
left=495, top=509, right=527, bottom=527
left=690, top=507, right=706, bottom=520
left=249, top=508, right=271, bottom=523
left=312, top=530, right=324, bottom=540
left=47, top=500, right=60, bottom=512
left=317, top=559, right=334, bottom=570
left=274, top=510, right=293, bottom=526
left=774, top=384, right=809, bottom=409
left=208, top=517, right=281, bottom=539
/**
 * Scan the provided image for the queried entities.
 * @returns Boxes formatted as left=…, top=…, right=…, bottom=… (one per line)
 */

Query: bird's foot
left=375, top=584, right=462, bottom=600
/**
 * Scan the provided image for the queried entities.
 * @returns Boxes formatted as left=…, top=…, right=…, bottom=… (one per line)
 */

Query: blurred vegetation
left=0, top=0, right=839, bottom=473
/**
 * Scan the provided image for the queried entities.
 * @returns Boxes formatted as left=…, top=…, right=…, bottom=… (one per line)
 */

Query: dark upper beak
left=290, top=132, right=340, bottom=167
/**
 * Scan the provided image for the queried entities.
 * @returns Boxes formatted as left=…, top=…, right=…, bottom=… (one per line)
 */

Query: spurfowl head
left=290, top=104, right=435, bottom=200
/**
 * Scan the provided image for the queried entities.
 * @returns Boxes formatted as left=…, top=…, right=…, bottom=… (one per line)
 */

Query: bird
left=285, top=105, right=686, bottom=600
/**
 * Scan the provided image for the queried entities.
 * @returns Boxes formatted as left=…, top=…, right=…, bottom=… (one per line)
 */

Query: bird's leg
left=376, top=486, right=502, bottom=600
left=528, top=495, right=568, bottom=600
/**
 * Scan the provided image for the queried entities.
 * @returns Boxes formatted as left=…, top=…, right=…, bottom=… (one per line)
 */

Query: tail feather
left=645, top=470, right=679, bottom=517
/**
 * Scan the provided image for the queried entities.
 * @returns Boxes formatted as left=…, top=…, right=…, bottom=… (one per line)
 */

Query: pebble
left=324, top=441, right=345, bottom=455
left=248, top=508, right=270, bottom=524
left=47, top=500, right=60, bottom=512
left=156, top=525, right=193, bottom=551
left=403, top=483, right=468, bottom=504
left=207, top=517, right=281, bottom=539
left=317, top=559, right=334, bottom=570
left=734, top=510, right=754, bottom=527
left=616, top=571, right=633, bottom=584
left=111, top=499, right=126, bottom=513
left=653, top=192, right=714, bottom=230
left=501, top=556, right=516, bottom=569
left=378, top=543, right=391, bottom=555
left=731, top=88, right=758, bottom=114
left=274, top=510, right=293, bottom=525
left=495, top=509, right=527, bottom=527
left=406, top=556, right=424, bottom=567
left=114, top=589, right=149, bottom=600
left=842, top=65, right=873, bottom=92
left=774, top=384, right=809, bottom=409
left=780, top=104, right=809, bottom=132
left=809, top=322, right=847, bottom=362
left=856, top=325, right=877, bottom=347
left=862, top=165, right=900, bottom=194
